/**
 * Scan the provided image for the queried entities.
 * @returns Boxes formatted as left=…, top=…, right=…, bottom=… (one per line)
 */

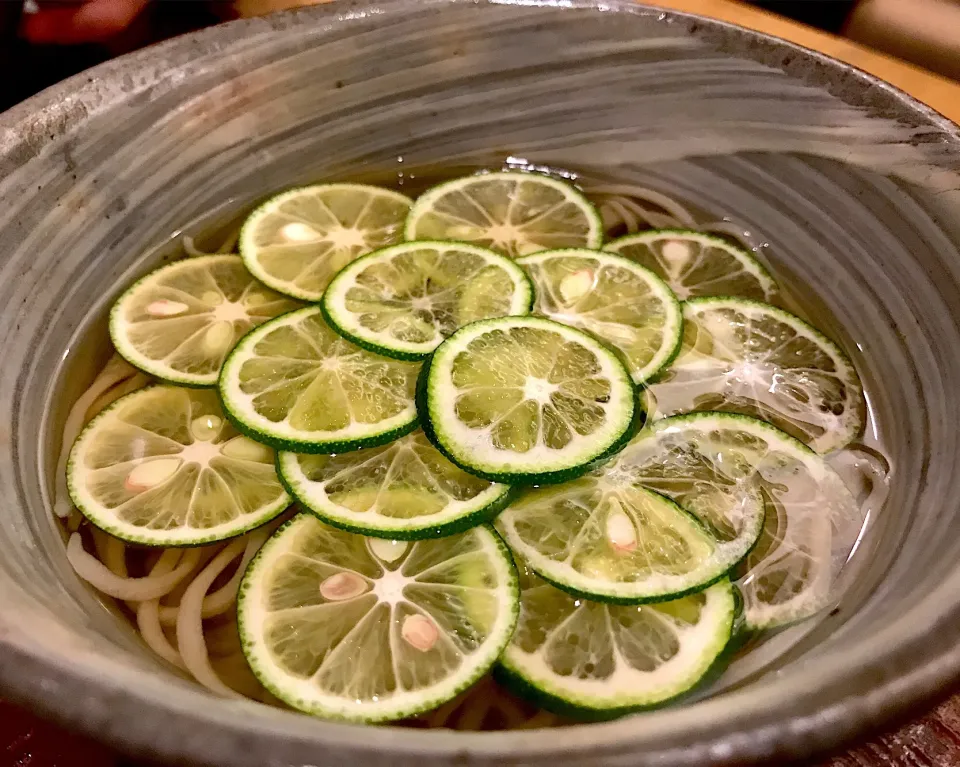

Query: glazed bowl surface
left=1, top=1, right=959, bottom=765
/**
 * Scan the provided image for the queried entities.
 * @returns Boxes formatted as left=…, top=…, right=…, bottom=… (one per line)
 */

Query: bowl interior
left=1, top=1, right=960, bottom=765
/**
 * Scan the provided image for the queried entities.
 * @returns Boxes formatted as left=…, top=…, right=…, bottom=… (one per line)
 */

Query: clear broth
left=55, top=160, right=890, bottom=723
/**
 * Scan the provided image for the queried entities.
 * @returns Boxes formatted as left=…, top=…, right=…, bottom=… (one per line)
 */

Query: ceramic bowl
left=1, top=1, right=959, bottom=764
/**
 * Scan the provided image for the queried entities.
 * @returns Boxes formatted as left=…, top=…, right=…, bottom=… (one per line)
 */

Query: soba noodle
left=136, top=552, right=191, bottom=670
left=182, top=229, right=241, bottom=258
left=56, top=182, right=727, bottom=729
left=586, top=183, right=699, bottom=234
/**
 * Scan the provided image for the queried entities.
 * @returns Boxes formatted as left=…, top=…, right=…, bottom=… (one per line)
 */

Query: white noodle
left=608, top=195, right=682, bottom=229
left=599, top=202, right=620, bottom=231
left=91, top=529, right=128, bottom=578
left=159, top=526, right=274, bottom=626
left=136, top=550, right=188, bottom=670
left=605, top=198, right=640, bottom=233
left=65, top=509, right=83, bottom=533
left=182, top=235, right=213, bottom=258
left=585, top=184, right=698, bottom=227
left=175, top=539, right=248, bottom=698
left=643, top=211, right=684, bottom=229
left=53, top=355, right=138, bottom=518
left=183, top=232, right=239, bottom=257
left=217, top=231, right=240, bottom=254
left=159, top=545, right=224, bottom=612
left=85, top=372, right=150, bottom=421
left=67, top=533, right=201, bottom=600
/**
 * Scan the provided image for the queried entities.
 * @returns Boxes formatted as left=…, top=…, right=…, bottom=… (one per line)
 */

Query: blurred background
left=1, top=0, right=959, bottom=112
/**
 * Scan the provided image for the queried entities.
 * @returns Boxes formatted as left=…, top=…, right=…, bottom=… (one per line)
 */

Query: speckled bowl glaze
left=1, top=1, right=960, bottom=764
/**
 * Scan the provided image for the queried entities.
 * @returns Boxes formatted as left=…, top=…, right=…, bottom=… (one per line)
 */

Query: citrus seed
left=124, top=458, right=182, bottom=492
left=319, top=572, right=368, bottom=601
left=401, top=614, right=439, bottom=652
left=280, top=222, right=321, bottom=242
left=145, top=300, right=188, bottom=317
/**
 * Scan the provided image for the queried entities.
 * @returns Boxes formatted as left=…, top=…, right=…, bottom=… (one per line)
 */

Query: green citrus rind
left=421, top=316, right=637, bottom=485
left=497, top=574, right=735, bottom=716
left=517, top=248, right=683, bottom=384
left=239, top=184, right=413, bottom=302
left=237, top=517, right=520, bottom=722
left=405, top=172, right=603, bottom=257
left=109, top=254, right=301, bottom=387
left=603, top=229, right=778, bottom=303
left=321, top=240, right=535, bottom=361
left=219, top=306, right=420, bottom=454
left=277, top=433, right=519, bottom=539
left=67, top=385, right=290, bottom=546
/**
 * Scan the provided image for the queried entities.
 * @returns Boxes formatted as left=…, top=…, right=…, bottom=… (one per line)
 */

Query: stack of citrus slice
left=67, top=171, right=869, bottom=723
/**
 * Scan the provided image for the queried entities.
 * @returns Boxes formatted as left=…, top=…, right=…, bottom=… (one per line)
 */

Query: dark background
left=0, top=1, right=225, bottom=111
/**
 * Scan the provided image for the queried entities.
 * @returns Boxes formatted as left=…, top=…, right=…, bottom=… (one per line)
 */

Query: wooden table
left=647, top=0, right=960, bottom=124
left=645, top=4, right=960, bottom=764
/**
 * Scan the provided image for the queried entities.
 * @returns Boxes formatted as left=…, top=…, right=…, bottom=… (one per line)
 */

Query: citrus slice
left=646, top=297, right=866, bottom=453
left=603, top=230, right=778, bottom=302
left=421, top=316, right=637, bottom=484
left=517, top=249, right=682, bottom=384
left=405, top=172, right=603, bottom=258
left=109, top=255, right=302, bottom=386
left=321, top=241, right=534, bottom=360
left=277, top=430, right=516, bottom=539
left=617, top=412, right=863, bottom=630
left=67, top=385, right=290, bottom=546
left=238, top=516, right=519, bottom=722
left=219, top=306, right=420, bottom=453
left=496, top=475, right=731, bottom=604
left=239, top=184, right=412, bottom=301
left=497, top=563, right=734, bottom=716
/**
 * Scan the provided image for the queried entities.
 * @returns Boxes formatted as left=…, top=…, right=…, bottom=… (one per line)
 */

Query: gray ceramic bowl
left=1, top=1, right=960, bottom=764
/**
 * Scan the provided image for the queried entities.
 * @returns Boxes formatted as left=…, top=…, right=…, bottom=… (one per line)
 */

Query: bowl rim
left=2, top=1, right=960, bottom=765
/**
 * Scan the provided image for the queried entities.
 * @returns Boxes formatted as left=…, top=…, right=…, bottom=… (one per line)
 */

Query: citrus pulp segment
left=238, top=516, right=519, bottom=721
left=404, top=172, right=603, bottom=258
left=646, top=297, right=866, bottom=453
left=239, top=184, right=412, bottom=301
left=67, top=385, right=290, bottom=545
left=518, top=249, right=682, bottom=384
left=421, top=316, right=637, bottom=484
left=604, top=230, right=778, bottom=302
left=277, top=431, right=515, bottom=539
left=321, top=241, right=534, bottom=360
left=219, top=306, right=420, bottom=453
left=109, top=255, right=302, bottom=386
